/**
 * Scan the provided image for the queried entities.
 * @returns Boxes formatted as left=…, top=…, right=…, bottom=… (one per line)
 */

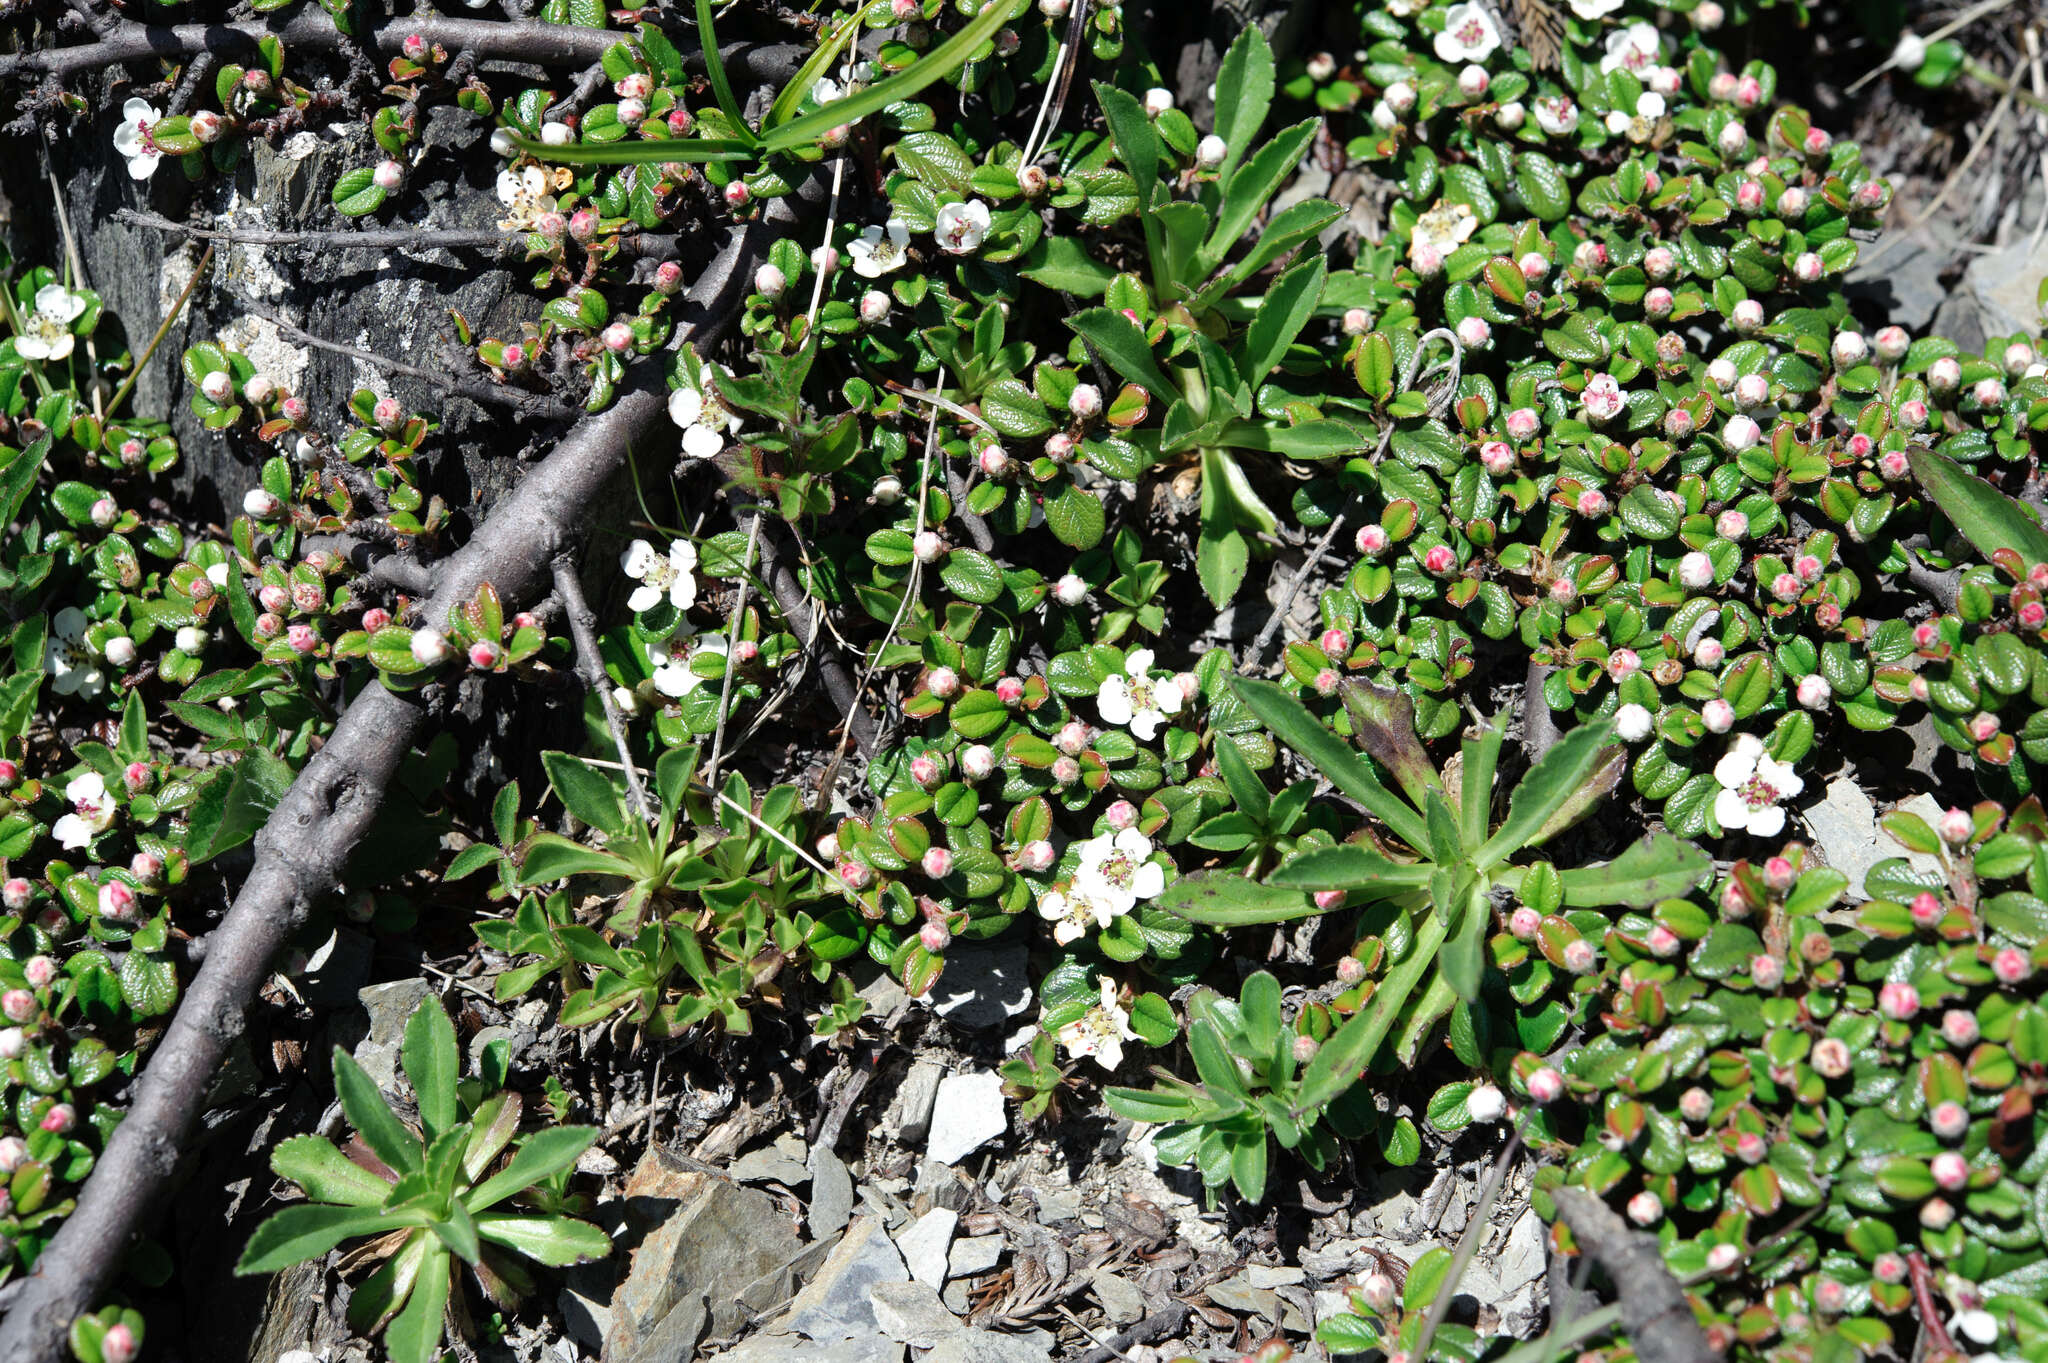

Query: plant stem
left=104, top=242, right=214, bottom=424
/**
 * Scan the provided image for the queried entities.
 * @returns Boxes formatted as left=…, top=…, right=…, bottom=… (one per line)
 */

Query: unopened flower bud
left=1701, top=697, right=1735, bottom=732
left=40, top=1102, right=74, bottom=1134
left=1932, top=1151, right=1969, bottom=1191
left=1562, top=938, right=1597, bottom=974
left=1506, top=407, right=1541, bottom=440
left=912, top=530, right=947, bottom=564
left=1526, top=1067, right=1564, bottom=1103
left=1355, top=524, right=1389, bottom=556
left=1069, top=383, right=1103, bottom=419
left=1796, top=673, right=1831, bottom=709
left=909, top=753, right=944, bottom=788
left=1812, top=1037, right=1851, bottom=1078
left=1879, top=980, right=1919, bottom=1020
left=1627, top=1191, right=1662, bottom=1226
left=1016, top=839, right=1055, bottom=872
left=410, top=627, right=451, bottom=667
left=1055, top=720, right=1089, bottom=755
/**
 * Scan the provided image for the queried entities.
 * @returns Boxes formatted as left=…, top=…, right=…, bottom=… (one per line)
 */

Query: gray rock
left=605, top=1148, right=803, bottom=1361
left=1493, top=1208, right=1549, bottom=1296
left=1207, top=1277, right=1280, bottom=1320
left=787, top=1216, right=909, bottom=1343
left=1033, top=1188, right=1083, bottom=1225
left=927, top=940, right=1033, bottom=1029
left=732, top=1133, right=811, bottom=1185
left=927, top=1072, right=1007, bottom=1165
left=1847, top=227, right=1951, bottom=334
left=888, top=1060, right=945, bottom=1144
left=810, top=1147, right=856, bottom=1237
left=560, top=1278, right=614, bottom=1352
left=896, top=1208, right=959, bottom=1290
left=948, top=1234, right=1005, bottom=1280
left=870, top=1280, right=964, bottom=1348
left=1091, top=1269, right=1146, bottom=1326
left=1246, top=1265, right=1306, bottom=1288
left=466, top=1024, right=516, bottom=1071
left=1936, top=235, right=2048, bottom=353
left=352, top=979, right=430, bottom=1090
left=922, top=1331, right=1057, bottom=1363
left=715, top=1334, right=905, bottom=1363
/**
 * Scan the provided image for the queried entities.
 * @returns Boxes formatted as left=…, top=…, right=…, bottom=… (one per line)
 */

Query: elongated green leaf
left=1909, top=446, right=2048, bottom=565
left=1211, top=26, right=1274, bottom=184
left=1067, top=309, right=1179, bottom=405
left=332, top=1046, right=422, bottom=1176
left=270, top=1134, right=394, bottom=1208
left=402, top=998, right=460, bottom=1144
left=694, top=0, right=756, bottom=144
left=1232, top=677, right=1430, bottom=851
left=1267, top=845, right=1434, bottom=892
left=508, top=132, right=756, bottom=164
left=1294, top=910, right=1447, bottom=1114
left=1195, top=118, right=1318, bottom=278
left=466, top=1125, right=599, bottom=1213
left=1210, top=730, right=1270, bottom=824
left=542, top=751, right=628, bottom=835
left=235, top=1204, right=396, bottom=1274
left=433, top=1196, right=482, bottom=1266
left=517, top=832, right=637, bottom=885
left=475, top=1212, right=613, bottom=1266
left=1154, top=869, right=1320, bottom=923
left=1555, top=832, right=1711, bottom=907
left=1440, top=886, right=1488, bottom=1002
left=383, top=1245, right=452, bottom=1363
left=1474, top=720, right=1617, bottom=870
left=1526, top=744, right=1625, bottom=846
left=765, top=0, right=881, bottom=128
left=760, top=0, right=1011, bottom=152
left=1460, top=718, right=1505, bottom=852
left=1424, top=788, right=1463, bottom=866
left=1102, top=1083, right=1202, bottom=1124
left=1234, top=254, right=1325, bottom=385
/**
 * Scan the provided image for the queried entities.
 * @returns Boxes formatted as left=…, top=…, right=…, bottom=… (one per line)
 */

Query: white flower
left=52, top=772, right=114, bottom=851
left=1056, top=976, right=1141, bottom=1072
left=44, top=607, right=104, bottom=699
left=112, top=98, right=163, bottom=181
left=1601, top=21, right=1661, bottom=73
left=1534, top=96, right=1579, bottom=137
left=620, top=538, right=699, bottom=613
left=668, top=363, right=742, bottom=459
left=494, top=165, right=558, bottom=231
left=1570, top=0, right=1624, bottom=18
left=1385, top=0, right=1426, bottom=14
left=1074, top=827, right=1166, bottom=911
left=1712, top=733, right=1804, bottom=838
left=811, top=77, right=845, bottom=105
left=1096, top=648, right=1183, bottom=740
left=848, top=218, right=912, bottom=277
left=934, top=200, right=991, bottom=255
left=1037, top=882, right=1125, bottom=945
left=15, top=284, right=88, bottom=362
left=1410, top=201, right=1478, bottom=263
left=1615, top=703, right=1653, bottom=742
left=1434, top=4, right=1501, bottom=63
left=1636, top=92, right=1667, bottom=120
left=648, top=629, right=727, bottom=698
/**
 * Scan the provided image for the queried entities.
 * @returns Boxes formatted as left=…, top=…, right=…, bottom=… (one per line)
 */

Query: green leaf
left=270, top=1134, right=394, bottom=1207
left=475, top=1211, right=613, bottom=1266
left=1019, top=234, right=1116, bottom=295
left=693, top=0, right=755, bottom=143
left=1067, top=309, right=1178, bottom=405
left=1295, top=911, right=1448, bottom=1115
left=1044, top=483, right=1106, bottom=549
left=1195, top=119, right=1318, bottom=278
left=332, top=1045, right=422, bottom=1176
left=1475, top=720, right=1617, bottom=869
left=1910, top=446, right=2048, bottom=565
left=467, top=1126, right=599, bottom=1213
left=517, top=832, right=637, bottom=884
left=939, top=547, right=1004, bottom=603
left=542, top=751, right=629, bottom=835
left=1210, top=26, right=1274, bottom=183
left=1556, top=833, right=1712, bottom=907
left=1231, top=677, right=1430, bottom=851
left=330, top=168, right=388, bottom=217
left=402, top=998, right=460, bottom=1144
left=433, top=1196, right=483, bottom=1266
left=235, top=1203, right=398, bottom=1274
left=1235, top=254, right=1325, bottom=384
left=382, top=1245, right=452, bottom=1363
left=1154, top=869, right=1321, bottom=923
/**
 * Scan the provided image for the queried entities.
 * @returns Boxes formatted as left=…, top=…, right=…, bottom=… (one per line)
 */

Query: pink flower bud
left=909, top=754, right=944, bottom=788
left=1939, top=806, right=1973, bottom=845
left=1313, top=667, right=1340, bottom=696
left=1750, top=953, right=1784, bottom=989
left=1873, top=1252, right=1907, bottom=1284
left=361, top=607, right=392, bottom=633
left=1422, top=544, right=1456, bottom=575
left=1724, top=414, right=1762, bottom=452
left=1813, top=1277, right=1845, bottom=1314
left=1518, top=252, right=1549, bottom=283
left=1735, top=1130, right=1767, bottom=1164
left=2020, top=601, right=2047, bottom=629
left=1562, top=938, right=1597, bottom=974
left=1812, top=1037, right=1850, bottom=1078
left=1411, top=243, right=1444, bottom=278
left=1796, top=674, right=1831, bottom=709
left=1336, top=955, right=1368, bottom=985
left=919, top=919, right=951, bottom=951
left=1355, top=524, right=1390, bottom=556
left=928, top=667, right=961, bottom=699
left=1577, top=488, right=1610, bottom=517
left=602, top=322, right=634, bottom=352
left=1342, top=307, right=1372, bottom=336
left=1105, top=799, right=1138, bottom=830
left=1878, top=981, right=1919, bottom=1020
left=1505, top=408, right=1542, bottom=441
left=1943, top=1009, right=1979, bottom=1047
left=40, top=1102, right=74, bottom=1134
left=1928, top=356, right=1962, bottom=394
left=99, top=880, right=138, bottom=920
left=1055, top=720, right=1090, bottom=755
left=1969, top=711, right=2002, bottom=742
left=616, top=97, right=647, bottom=127
left=1016, top=839, right=1055, bottom=872
left=1051, top=754, right=1081, bottom=786
left=0, top=878, right=29, bottom=913
left=1646, top=925, right=1682, bottom=957
left=1456, top=316, right=1491, bottom=350
left=1607, top=648, right=1641, bottom=680
left=1910, top=891, right=1943, bottom=928
left=912, top=530, right=947, bottom=563
left=1313, top=889, right=1345, bottom=910
left=1284, top=1033, right=1319, bottom=1065
left=1361, top=1272, right=1397, bottom=1313
left=1734, top=75, right=1762, bottom=107
left=1701, top=697, right=1735, bottom=732
left=372, top=396, right=405, bottom=433
left=1644, top=287, right=1674, bottom=319
left=372, top=159, right=405, bottom=191
left=1069, top=384, right=1104, bottom=419
left=1318, top=628, right=1351, bottom=658
left=0, top=1135, right=23, bottom=1170
left=1664, top=406, right=1696, bottom=439
left=1930, top=1100, right=1970, bottom=1139
left=1731, top=299, right=1764, bottom=332
left=1478, top=440, right=1515, bottom=476
left=1548, top=577, right=1576, bottom=606
left=724, top=180, right=751, bottom=208
left=1526, top=1067, right=1564, bottom=1103
left=1509, top=907, right=1541, bottom=940
left=1920, top=1197, right=1955, bottom=1230
left=121, top=760, right=149, bottom=794
left=23, top=956, right=54, bottom=989
left=1573, top=240, right=1609, bottom=274
left=1673, top=1087, right=1712, bottom=1124
left=1793, top=252, right=1823, bottom=283
left=994, top=676, right=1025, bottom=705
left=130, top=852, right=162, bottom=884
left=1932, top=1151, right=1969, bottom=1191
left=1993, top=946, right=2032, bottom=984
left=921, top=847, right=954, bottom=878
left=1, top=990, right=34, bottom=1023
left=977, top=445, right=1010, bottom=478
left=1627, top=1191, right=1662, bottom=1226
left=1677, top=551, right=1714, bottom=590
left=1974, top=378, right=2008, bottom=407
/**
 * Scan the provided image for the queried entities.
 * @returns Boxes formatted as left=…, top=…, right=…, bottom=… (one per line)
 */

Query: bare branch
left=1551, top=1187, right=1718, bottom=1363
left=115, top=208, right=681, bottom=262
left=0, top=221, right=764, bottom=1363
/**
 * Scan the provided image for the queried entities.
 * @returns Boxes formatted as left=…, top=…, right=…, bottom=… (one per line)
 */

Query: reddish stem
left=1906, top=1250, right=1958, bottom=1357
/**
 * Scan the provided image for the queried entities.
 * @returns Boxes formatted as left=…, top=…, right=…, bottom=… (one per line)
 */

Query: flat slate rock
left=927, top=1071, right=1007, bottom=1165
left=786, top=1215, right=909, bottom=1343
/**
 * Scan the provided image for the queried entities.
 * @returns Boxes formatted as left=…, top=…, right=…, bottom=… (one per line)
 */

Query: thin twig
left=1412, top=1114, right=1527, bottom=1363
left=1846, top=0, right=2017, bottom=93
left=1552, top=1186, right=1718, bottom=1363
left=554, top=556, right=655, bottom=825
left=1862, top=56, right=2024, bottom=269
left=104, top=242, right=213, bottom=423
left=703, top=508, right=764, bottom=786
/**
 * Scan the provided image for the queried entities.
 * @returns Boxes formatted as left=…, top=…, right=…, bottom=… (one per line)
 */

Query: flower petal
left=681, top=423, right=725, bottom=460
left=1712, top=788, right=1751, bottom=833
